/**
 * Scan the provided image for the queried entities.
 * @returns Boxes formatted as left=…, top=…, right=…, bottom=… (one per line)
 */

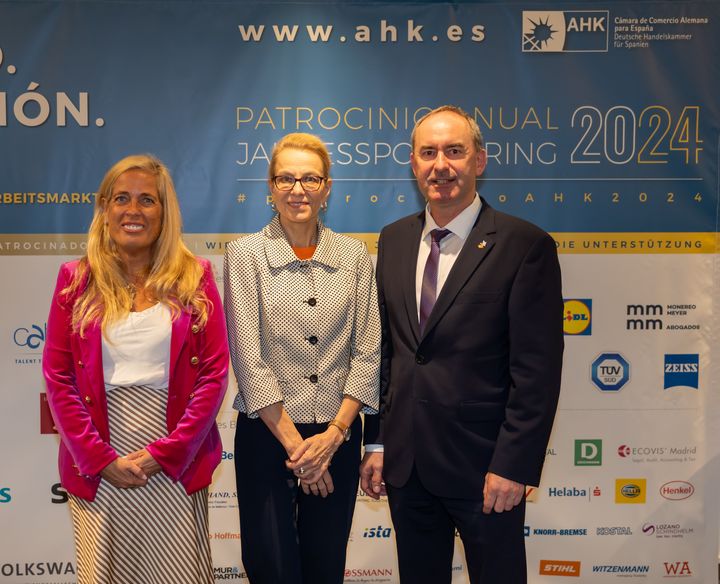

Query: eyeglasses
left=272, top=175, right=326, bottom=192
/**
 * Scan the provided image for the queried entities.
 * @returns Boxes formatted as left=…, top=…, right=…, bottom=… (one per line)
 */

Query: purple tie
left=419, top=228, right=451, bottom=334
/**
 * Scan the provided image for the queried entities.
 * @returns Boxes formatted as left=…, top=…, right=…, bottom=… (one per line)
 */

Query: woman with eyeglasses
left=223, top=133, right=380, bottom=583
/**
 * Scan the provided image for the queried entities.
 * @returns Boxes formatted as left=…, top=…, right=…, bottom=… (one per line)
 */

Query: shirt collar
left=264, top=215, right=341, bottom=269
left=422, top=194, right=482, bottom=242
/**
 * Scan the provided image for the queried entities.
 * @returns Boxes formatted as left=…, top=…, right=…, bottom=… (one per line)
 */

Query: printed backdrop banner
left=1, top=1, right=718, bottom=583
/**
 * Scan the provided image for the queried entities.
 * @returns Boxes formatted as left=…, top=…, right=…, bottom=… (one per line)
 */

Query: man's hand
left=359, top=451, right=386, bottom=499
left=482, top=472, right=524, bottom=514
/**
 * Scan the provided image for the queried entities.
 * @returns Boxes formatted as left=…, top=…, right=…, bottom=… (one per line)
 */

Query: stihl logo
left=540, top=560, right=581, bottom=577
left=664, top=561, right=692, bottom=576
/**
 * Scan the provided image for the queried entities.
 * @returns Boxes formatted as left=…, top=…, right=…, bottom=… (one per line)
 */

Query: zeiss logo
left=363, top=525, right=392, bottom=538
left=522, top=11, right=608, bottom=53
left=13, top=323, right=46, bottom=349
left=664, top=354, right=699, bottom=389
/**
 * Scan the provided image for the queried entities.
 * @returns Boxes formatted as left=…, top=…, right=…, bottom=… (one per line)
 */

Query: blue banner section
left=0, top=2, right=717, bottom=234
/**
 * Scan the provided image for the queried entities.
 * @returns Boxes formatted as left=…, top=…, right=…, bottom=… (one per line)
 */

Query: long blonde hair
left=65, top=154, right=209, bottom=336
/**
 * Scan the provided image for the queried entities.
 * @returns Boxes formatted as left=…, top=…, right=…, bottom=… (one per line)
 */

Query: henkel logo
left=539, top=560, right=581, bottom=577
left=660, top=481, right=694, bottom=501
left=663, top=561, right=692, bottom=577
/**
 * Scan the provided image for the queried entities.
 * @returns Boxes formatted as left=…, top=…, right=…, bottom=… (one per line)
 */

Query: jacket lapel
left=420, top=203, right=497, bottom=339
left=169, top=310, right=191, bottom=384
left=401, top=212, right=424, bottom=344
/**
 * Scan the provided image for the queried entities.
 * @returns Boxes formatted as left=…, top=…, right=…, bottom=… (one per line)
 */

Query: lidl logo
left=574, top=440, right=602, bottom=466
left=615, top=478, right=646, bottom=504
left=522, top=11, right=608, bottom=53
left=563, top=299, right=592, bottom=335
left=664, top=354, right=699, bottom=389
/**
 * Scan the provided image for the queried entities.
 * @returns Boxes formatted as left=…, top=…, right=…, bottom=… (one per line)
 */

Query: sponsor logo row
left=573, top=439, right=697, bottom=466
left=590, top=352, right=699, bottom=392
left=526, top=522, right=694, bottom=539
left=564, top=299, right=702, bottom=336
left=539, top=559, right=692, bottom=578
left=526, top=478, right=695, bottom=504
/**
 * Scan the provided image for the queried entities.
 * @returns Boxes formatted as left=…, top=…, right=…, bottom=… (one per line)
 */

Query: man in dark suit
left=360, top=105, right=563, bottom=583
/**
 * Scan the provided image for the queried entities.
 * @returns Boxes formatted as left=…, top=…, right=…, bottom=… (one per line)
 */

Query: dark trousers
left=234, top=414, right=361, bottom=584
left=387, top=467, right=527, bottom=584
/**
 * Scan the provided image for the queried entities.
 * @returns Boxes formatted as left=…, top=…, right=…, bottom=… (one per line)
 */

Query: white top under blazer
left=223, top=216, right=381, bottom=423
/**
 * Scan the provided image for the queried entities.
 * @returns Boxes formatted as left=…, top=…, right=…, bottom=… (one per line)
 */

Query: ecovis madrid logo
left=539, top=560, right=581, bottom=577
left=660, top=481, right=694, bottom=501
left=563, top=299, right=591, bottom=335
left=574, top=439, right=602, bottom=466
left=522, top=11, right=608, bottom=52
left=664, top=354, right=699, bottom=389
left=615, top=478, right=646, bottom=504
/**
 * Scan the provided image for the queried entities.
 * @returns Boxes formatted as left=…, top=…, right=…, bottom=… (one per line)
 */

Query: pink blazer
left=42, top=258, right=229, bottom=501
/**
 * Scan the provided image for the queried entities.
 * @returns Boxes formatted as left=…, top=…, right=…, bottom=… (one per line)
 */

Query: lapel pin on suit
left=477, top=240, right=487, bottom=249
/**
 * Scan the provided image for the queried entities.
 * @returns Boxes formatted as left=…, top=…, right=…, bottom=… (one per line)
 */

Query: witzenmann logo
left=574, top=440, right=602, bottom=466
left=522, top=11, right=608, bottom=52
left=563, top=299, right=591, bottom=335
left=664, top=354, right=699, bottom=389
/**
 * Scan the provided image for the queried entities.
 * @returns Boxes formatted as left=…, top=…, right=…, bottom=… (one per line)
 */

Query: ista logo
left=539, top=560, right=581, bottom=577
left=563, top=299, right=591, bottom=335
left=664, top=561, right=692, bottom=576
left=363, top=525, right=392, bottom=538
left=660, top=481, right=694, bottom=501
left=615, top=478, right=646, bottom=504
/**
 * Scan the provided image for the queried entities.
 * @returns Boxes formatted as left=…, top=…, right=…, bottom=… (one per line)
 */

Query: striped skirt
left=68, top=385, right=214, bottom=584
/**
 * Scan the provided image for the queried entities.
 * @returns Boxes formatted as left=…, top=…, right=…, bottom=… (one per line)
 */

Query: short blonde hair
left=269, top=133, right=331, bottom=179
left=411, top=105, right=484, bottom=152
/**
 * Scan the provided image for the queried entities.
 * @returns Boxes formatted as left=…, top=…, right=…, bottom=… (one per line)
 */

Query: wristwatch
left=328, top=419, right=351, bottom=442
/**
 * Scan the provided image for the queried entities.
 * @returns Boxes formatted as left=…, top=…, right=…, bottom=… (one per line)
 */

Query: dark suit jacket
left=366, top=199, right=563, bottom=499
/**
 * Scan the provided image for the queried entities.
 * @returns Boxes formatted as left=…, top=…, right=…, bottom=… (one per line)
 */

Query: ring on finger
left=298, top=467, right=305, bottom=475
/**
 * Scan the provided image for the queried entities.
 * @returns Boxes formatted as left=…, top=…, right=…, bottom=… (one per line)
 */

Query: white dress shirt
left=415, top=195, right=483, bottom=318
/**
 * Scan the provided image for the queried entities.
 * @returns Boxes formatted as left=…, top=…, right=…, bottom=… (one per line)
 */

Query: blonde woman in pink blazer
left=43, top=154, right=229, bottom=584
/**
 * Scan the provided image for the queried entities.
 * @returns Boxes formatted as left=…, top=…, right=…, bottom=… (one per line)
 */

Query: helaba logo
left=539, top=560, right=581, bottom=577
left=363, top=525, right=392, bottom=538
left=563, top=299, right=591, bottom=335
left=13, top=323, right=46, bottom=349
left=615, top=478, right=646, bottom=504
left=664, top=354, right=699, bottom=389
left=522, top=11, right=608, bottom=52
left=574, top=439, right=601, bottom=466
left=591, top=353, right=629, bottom=391
left=660, top=481, right=694, bottom=501
left=547, top=485, right=600, bottom=500
left=663, top=561, right=692, bottom=577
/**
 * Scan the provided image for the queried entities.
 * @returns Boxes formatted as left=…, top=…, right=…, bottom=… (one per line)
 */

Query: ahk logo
left=522, top=11, right=608, bottom=52
left=563, top=299, right=592, bottom=335
left=574, top=440, right=602, bottom=466
left=664, top=354, right=699, bottom=389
